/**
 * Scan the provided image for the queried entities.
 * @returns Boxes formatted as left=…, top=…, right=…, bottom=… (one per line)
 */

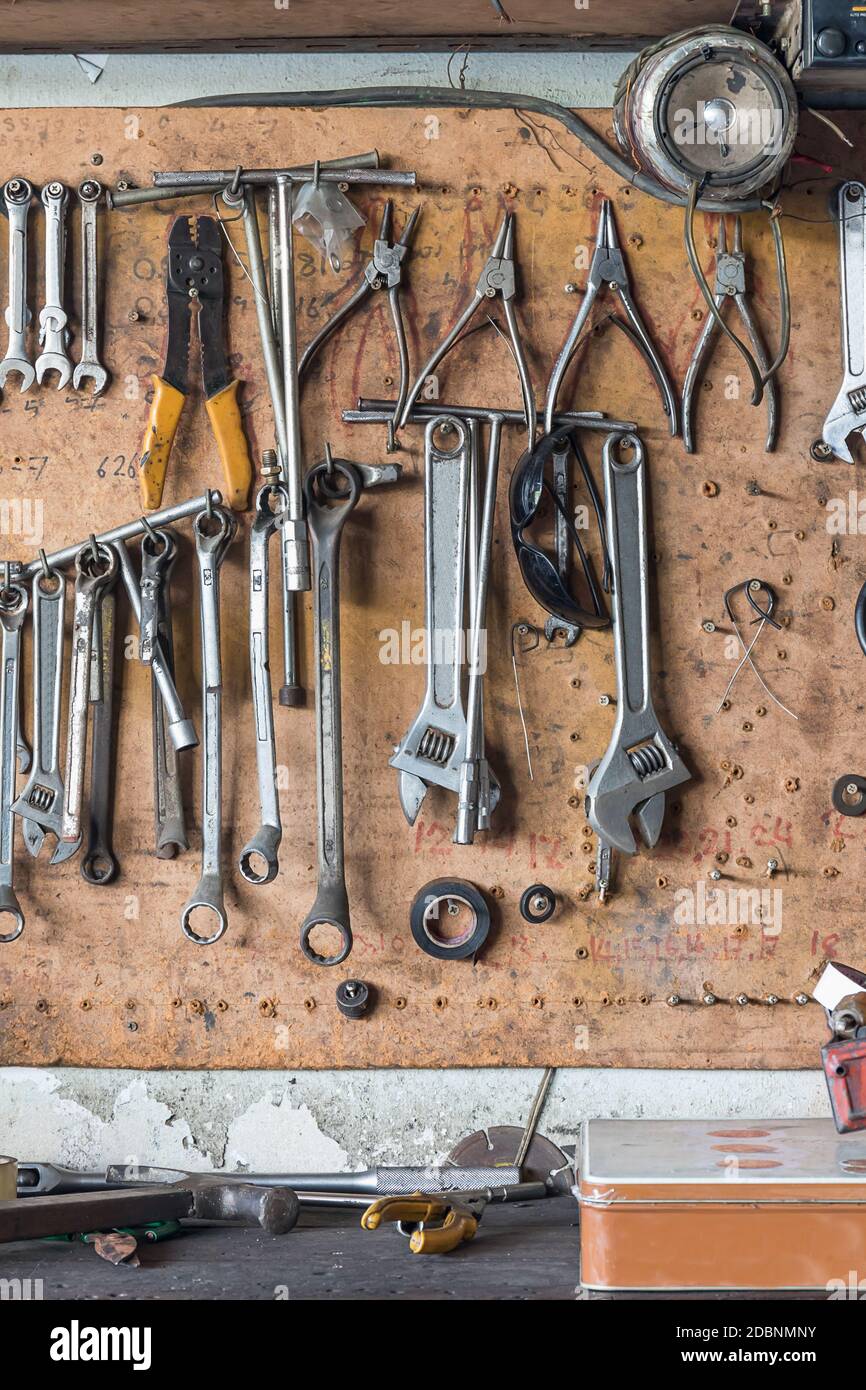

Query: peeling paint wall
left=0, top=1069, right=833, bottom=1172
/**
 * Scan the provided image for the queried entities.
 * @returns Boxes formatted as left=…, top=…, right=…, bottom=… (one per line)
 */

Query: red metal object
left=822, top=1036, right=866, bottom=1133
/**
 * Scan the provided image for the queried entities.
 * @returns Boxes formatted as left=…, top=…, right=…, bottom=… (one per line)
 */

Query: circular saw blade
left=447, top=1124, right=572, bottom=1193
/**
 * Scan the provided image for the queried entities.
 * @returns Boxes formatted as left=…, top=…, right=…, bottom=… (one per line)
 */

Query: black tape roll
left=832, top=774, right=866, bottom=818
left=410, top=879, right=490, bottom=960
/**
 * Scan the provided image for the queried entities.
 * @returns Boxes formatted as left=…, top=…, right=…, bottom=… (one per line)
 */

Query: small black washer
left=519, top=883, right=556, bottom=923
left=832, top=774, right=866, bottom=817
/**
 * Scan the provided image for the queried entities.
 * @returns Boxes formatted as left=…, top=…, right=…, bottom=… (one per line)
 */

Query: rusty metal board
left=0, top=103, right=852, bottom=1069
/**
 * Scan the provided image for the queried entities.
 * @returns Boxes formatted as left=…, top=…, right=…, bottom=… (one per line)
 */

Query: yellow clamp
left=361, top=1193, right=479, bottom=1255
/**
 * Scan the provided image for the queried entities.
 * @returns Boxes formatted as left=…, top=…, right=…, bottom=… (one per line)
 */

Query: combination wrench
left=0, top=581, right=29, bottom=941
left=146, top=529, right=188, bottom=859
left=584, top=433, right=691, bottom=898
left=35, top=181, right=72, bottom=389
left=60, top=543, right=119, bottom=845
left=72, top=179, right=108, bottom=396
left=0, top=178, right=35, bottom=392
left=81, top=573, right=120, bottom=884
left=240, top=481, right=288, bottom=885
left=300, top=459, right=362, bottom=967
left=12, top=567, right=79, bottom=863
left=180, top=504, right=236, bottom=944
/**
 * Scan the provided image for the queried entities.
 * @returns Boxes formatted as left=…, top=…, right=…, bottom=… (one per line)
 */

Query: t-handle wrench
left=300, top=459, right=362, bottom=967
left=585, top=433, right=691, bottom=897
left=0, top=581, right=29, bottom=941
left=35, top=181, right=72, bottom=389
left=180, top=504, right=236, bottom=944
left=240, top=481, right=288, bottom=885
left=12, top=567, right=80, bottom=863
left=0, top=178, right=35, bottom=393
left=115, top=540, right=197, bottom=751
left=72, top=179, right=108, bottom=396
left=60, top=543, right=118, bottom=844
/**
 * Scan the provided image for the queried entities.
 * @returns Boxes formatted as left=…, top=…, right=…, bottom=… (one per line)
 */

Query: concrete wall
left=0, top=48, right=832, bottom=1175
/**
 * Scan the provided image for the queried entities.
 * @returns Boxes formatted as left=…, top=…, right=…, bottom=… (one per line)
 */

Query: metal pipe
left=348, top=399, right=638, bottom=432
left=22, top=492, right=220, bottom=577
left=153, top=153, right=381, bottom=186
left=276, top=175, right=310, bottom=592
left=154, top=167, right=415, bottom=190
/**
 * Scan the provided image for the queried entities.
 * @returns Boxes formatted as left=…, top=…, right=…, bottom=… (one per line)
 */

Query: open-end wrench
left=585, top=433, right=691, bottom=898
left=0, top=582, right=29, bottom=941
left=300, top=459, right=362, bottom=967
left=148, top=529, right=188, bottom=859
left=240, top=481, right=288, bottom=885
left=81, top=575, right=119, bottom=885
left=35, top=181, right=72, bottom=389
left=115, top=540, right=197, bottom=751
left=823, top=181, right=866, bottom=463
left=72, top=179, right=108, bottom=396
left=60, top=543, right=118, bottom=844
left=0, top=178, right=35, bottom=393
left=180, top=504, right=236, bottom=944
left=12, top=567, right=79, bottom=863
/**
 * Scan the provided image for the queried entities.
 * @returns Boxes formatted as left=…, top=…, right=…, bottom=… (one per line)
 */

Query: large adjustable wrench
left=60, top=543, right=119, bottom=844
left=585, top=434, right=691, bottom=896
left=0, top=178, right=35, bottom=393
left=0, top=580, right=29, bottom=941
left=12, top=568, right=79, bottom=863
left=35, top=181, right=72, bottom=389
left=180, top=504, right=236, bottom=944
left=824, top=181, right=866, bottom=463
left=240, top=481, right=288, bottom=885
left=390, top=416, right=500, bottom=825
left=72, top=179, right=108, bottom=396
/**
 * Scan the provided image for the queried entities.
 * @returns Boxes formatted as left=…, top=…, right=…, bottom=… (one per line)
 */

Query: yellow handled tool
left=139, top=215, right=253, bottom=512
left=361, top=1193, right=479, bottom=1255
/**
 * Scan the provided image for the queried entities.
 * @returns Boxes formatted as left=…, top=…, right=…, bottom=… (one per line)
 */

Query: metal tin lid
left=581, top=1118, right=866, bottom=1187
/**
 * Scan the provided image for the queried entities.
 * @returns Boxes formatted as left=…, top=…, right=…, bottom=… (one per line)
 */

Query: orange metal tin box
left=579, top=1118, right=866, bottom=1292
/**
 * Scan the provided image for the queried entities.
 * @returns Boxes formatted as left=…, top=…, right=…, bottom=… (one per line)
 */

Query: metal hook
left=38, top=547, right=51, bottom=582
left=229, top=165, right=242, bottom=198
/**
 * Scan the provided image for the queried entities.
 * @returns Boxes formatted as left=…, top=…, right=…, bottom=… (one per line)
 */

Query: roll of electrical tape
left=0, top=1156, right=16, bottom=1200
left=410, top=879, right=490, bottom=960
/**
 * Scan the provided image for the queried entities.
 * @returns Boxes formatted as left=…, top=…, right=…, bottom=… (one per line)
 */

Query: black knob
left=336, top=979, right=371, bottom=1019
left=857, top=39, right=866, bottom=54
left=816, top=27, right=846, bottom=58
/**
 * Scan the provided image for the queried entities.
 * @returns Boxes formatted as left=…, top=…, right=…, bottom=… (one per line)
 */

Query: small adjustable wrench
left=300, top=459, right=362, bottom=967
left=240, top=481, right=288, bottom=885
left=12, top=567, right=79, bottom=863
left=180, top=504, right=236, bottom=944
left=80, top=573, right=120, bottom=885
left=60, top=543, right=119, bottom=844
left=585, top=433, right=691, bottom=897
left=823, top=181, right=866, bottom=463
left=0, top=581, right=29, bottom=941
left=35, top=181, right=72, bottom=389
left=72, top=179, right=108, bottom=396
left=0, top=178, right=35, bottom=393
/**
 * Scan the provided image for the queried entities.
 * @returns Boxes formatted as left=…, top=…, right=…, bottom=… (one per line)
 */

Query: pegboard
left=0, top=102, right=857, bottom=1070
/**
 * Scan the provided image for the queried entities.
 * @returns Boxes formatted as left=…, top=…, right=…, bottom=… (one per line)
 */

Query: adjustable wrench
left=115, top=541, right=197, bottom=751
left=823, top=181, right=866, bottom=463
left=390, top=416, right=500, bottom=827
left=180, top=504, right=236, bottom=944
left=80, top=575, right=119, bottom=884
left=0, top=581, right=29, bottom=941
left=0, top=178, right=35, bottom=393
left=148, top=530, right=188, bottom=859
left=35, top=181, right=72, bottom=389
left=72, top=179, right=108, bottom=396
left=60, top=543, right=118, bottom=844
left=12, top=568, right=79, bottom=863
left=240, top=481, right=288, bottom=885
left=585, top=433, right=691, bottom=898
left=300, top=459, right=362, bottom=967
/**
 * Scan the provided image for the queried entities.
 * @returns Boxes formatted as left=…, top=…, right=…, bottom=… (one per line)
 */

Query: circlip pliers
left=299, top=200, right=419, bottom=449
left=544, top=198, right=678, bottom=436
left=682, top=216, right=778, bottom=454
